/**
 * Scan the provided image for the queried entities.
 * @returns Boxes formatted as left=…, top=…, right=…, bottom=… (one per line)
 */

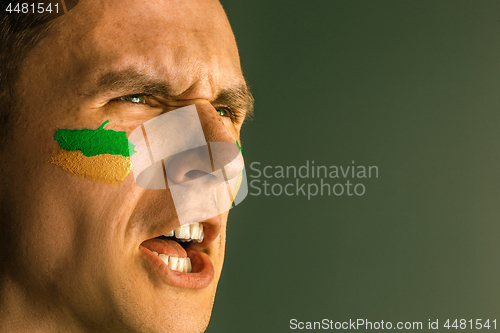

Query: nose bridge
left=195, top=102, right=234, bottom=143
left=195, top=102, right=243, bottom=180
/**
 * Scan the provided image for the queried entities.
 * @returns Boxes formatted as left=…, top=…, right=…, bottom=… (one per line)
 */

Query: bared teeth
left=174, top=224, right=190, bottom=239
left=170, top=222, right=204, bottom=243
left=152, top=251, right=192, bottom=273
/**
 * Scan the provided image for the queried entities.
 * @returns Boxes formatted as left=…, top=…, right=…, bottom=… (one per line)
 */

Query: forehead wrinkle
left=71, top=1, right=238, bottom=102
left=164, top=42, right=219, bottom=99
left=62, top=1, right=244, bottom=108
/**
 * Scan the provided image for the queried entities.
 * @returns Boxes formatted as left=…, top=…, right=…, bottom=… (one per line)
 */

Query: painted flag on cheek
left=46, top=120, right=136, bottom=185
left=46, top=104, right=248, bottom=224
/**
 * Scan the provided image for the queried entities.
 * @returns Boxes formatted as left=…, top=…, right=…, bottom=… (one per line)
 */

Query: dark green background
left=208, top=1, right=500, bottom=332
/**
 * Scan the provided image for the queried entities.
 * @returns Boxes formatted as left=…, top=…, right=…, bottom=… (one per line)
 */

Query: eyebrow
left=88, top=69, right=171, bottom=96
left=86, top=68, right=254, bottom=122
left=213, top=83, right=254, bottom=122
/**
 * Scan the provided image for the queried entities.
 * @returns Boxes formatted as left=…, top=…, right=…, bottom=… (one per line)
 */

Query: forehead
left=41, top=0, right=244, bottom=98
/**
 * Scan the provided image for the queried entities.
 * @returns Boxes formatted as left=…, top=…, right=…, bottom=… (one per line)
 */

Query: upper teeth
left=152, top=251, right=192, bottom=273
left=163, top=222, right=204, bottom=243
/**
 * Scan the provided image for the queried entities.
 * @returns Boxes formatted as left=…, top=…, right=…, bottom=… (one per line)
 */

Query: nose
left=165, top=102, right=243, bottom=186
left=165, top=146, right=217, bottom=185
left=128, top=102, right=245, bottom=225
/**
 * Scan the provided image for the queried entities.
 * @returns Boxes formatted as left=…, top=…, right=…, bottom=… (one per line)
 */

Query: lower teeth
left=152, top=251, right=192, bottom=273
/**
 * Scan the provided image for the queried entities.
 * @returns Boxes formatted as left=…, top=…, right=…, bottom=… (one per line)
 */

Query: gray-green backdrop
left=208, top=1, right=500, bottom=332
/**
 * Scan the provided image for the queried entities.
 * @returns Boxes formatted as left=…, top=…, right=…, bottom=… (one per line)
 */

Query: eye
left=215, top=107, right=231, bottom=117
left=113, top=95, right=148, bottom=104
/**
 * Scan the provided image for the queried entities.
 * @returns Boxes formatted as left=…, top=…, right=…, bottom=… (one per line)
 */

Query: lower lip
left=139, top=245, right=215, bottom=289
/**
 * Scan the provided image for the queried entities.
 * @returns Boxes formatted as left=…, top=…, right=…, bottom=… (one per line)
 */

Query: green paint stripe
left=236, top=140, right=244, bottom=156
left=55, top=120, right=136, bottom=157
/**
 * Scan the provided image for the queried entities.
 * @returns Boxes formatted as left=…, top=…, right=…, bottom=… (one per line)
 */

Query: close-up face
left=0, top=0, right=251, bottom=332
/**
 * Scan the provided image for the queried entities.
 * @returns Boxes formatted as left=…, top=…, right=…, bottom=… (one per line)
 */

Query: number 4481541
left=444, top=319, right=497, bottom=330
left=5, top=3, right=59, bottom=14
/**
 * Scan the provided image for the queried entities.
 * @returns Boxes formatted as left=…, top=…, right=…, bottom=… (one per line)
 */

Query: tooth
left=178, top=258, right=187, bottom=273
left=198, top=228, right=204, bottom=242
left=163, top=230, right=174, bottom=237
left=152, top=251, right=159, bottom=256
left=180, top=258, right=190, bottom=273
left=190, top=223, right=200, bottom=240
left=158, top=254, right=169, bottom=265
left=198, top=224, right=204, bottom=242
left=175, top=258, right=182, bottom=272
left=168, top=256, right=179, bottom=271
left=189, top=223, right=204, bottom=242
left=175, top=224, right=191, bottom=239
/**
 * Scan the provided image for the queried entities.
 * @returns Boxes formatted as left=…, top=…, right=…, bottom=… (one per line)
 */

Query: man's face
left=0, top=0, right=250, bottom=332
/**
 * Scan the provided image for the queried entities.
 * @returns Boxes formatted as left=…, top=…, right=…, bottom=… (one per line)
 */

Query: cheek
left=100, top=104, right=164, bottom=132
left=47, top=150, right=132, bottom=185
left=210, top=212, right=229, bottom=276
left=7, top=167, right=145, bottom=309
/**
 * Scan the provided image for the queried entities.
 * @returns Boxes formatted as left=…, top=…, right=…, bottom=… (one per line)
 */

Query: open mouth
left=145, top=222, right=204, bottom=273
left=140, top=222, right=215, bottom=289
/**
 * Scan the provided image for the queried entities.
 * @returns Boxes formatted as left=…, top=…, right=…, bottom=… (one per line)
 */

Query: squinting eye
left=216, top=107, right=230, bottom=117
left=116, top=95, right=147, bottom=104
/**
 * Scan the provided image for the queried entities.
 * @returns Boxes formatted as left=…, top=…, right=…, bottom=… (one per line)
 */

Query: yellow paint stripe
left=47, top=150, right=131, bottom=185
left=232, top=173, right=243, bottom=204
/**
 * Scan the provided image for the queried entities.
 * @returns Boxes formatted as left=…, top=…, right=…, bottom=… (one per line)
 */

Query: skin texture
left=0, top=1, right=250, bottom=332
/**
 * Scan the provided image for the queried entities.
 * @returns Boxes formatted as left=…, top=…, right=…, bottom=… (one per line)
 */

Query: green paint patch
left=55, top=120, right=136, bottom=157
left=236, top=140, right=244, bottom=156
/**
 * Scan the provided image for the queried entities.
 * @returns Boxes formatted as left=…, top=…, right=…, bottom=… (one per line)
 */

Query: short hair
left=0, top=4, right=59, bottom=136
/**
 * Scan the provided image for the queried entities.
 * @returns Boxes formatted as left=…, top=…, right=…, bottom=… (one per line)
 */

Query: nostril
left=184, top=170, right=212, bottom=181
